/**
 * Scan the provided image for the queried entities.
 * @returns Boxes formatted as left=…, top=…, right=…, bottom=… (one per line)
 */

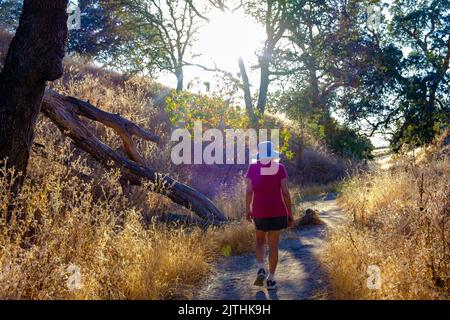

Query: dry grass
left=297, top=182, right=340, bottom=200
left=322, top=140, right=450, bottom=299
left=292, top=148, right=350, bottom=185
left=213, top=175, right=247, bottom=220
left=0, top=159, right=254, bottom=299
left=0, top=65, right=255, bottom=300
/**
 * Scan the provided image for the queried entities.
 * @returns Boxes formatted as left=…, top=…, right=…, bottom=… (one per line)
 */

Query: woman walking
left=245, top=141, right=294, bottom=290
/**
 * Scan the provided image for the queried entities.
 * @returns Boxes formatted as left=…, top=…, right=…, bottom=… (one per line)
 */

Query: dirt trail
left=195, top=193, right=347, bottom=300
left=194, top=150, right=390, bottom=300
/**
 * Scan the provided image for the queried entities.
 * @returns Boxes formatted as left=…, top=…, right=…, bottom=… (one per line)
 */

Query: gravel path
left=194, top=193, right=346, bottom=300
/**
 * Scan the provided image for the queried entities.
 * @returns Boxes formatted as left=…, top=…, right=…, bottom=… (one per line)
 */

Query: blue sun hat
left=256, top=141, right=280, bottom=161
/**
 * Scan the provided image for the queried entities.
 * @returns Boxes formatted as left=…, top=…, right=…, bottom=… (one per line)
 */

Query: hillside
left=1, top=12, right=449, bottom=300
left=0, top=28, right=357, bottom=299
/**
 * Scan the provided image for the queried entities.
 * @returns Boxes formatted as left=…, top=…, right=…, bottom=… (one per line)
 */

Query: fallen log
left=40, top=89, right=227, bottom=225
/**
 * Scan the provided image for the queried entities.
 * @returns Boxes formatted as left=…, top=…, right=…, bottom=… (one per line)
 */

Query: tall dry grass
left=0, top=155, right=254, bottom=299
left=322, top=139, right=449, bottom=299
left=0, top=66, right=255, bottom=299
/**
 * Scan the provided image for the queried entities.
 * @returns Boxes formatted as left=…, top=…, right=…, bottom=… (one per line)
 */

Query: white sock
left=257, top=262, right=265, bottom=271
left=268, top=273, right=275, bottom=281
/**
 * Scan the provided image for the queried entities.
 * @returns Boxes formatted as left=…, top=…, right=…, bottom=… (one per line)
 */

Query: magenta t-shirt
left=245, top=161, right=289, bottom=218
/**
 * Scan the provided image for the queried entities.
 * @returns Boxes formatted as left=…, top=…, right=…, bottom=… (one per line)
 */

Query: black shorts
left=254, top=216, right=288, bottom=232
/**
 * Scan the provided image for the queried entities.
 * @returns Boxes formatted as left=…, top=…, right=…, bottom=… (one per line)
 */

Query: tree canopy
left=0, top=0, right=448, bottom=155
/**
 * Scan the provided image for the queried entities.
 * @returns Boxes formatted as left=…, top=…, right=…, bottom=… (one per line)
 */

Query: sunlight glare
left=197, top=10, right=265, bottom=73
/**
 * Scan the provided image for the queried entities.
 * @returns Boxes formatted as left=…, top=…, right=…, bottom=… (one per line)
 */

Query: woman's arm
left=281, top=178, right=294, bottom=224
left=245, top=178, right=253, bottom=222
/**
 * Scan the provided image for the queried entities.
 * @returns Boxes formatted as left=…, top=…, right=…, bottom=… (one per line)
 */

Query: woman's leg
left=255, top=230, right=267, bottom=264
left=267, top=231, right=281, bottom=275
left=254, top=230, right=268, bottom=286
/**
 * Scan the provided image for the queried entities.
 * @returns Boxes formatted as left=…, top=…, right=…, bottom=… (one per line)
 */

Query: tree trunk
left=256, top=55, right=270, bottom=115
left=175, top=67, right=184, bottom=92
left=307, top=58, right=320, bottom=111
left=238, top=57, right=256, bottom=125
left=0, top=0, right=68, bottom=191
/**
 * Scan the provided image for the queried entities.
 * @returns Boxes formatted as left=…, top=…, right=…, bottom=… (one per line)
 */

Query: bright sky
left=157, top=8, right=265, bottom=94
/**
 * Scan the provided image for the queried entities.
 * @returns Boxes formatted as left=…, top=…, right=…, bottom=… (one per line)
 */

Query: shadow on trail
left=195, top=224, right=330, bottom=300
left=197, top=253, right=258, bottom=300
left=255, top=289, right=279, bottom=300
left=194, top=193, right=341, bottom=300
left=278, top=226, right=329, bottom=299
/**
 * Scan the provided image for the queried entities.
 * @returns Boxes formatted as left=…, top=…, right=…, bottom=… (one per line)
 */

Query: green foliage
left=68, top=0, right=134, bottom=60
left=300, top=115, right=374, bottom=160
left=0, top=0, right=21, bottom=32
left=3, top=0, right=444, bottom=155
left=323, top=120, right=374, bottom=160
left=165, top=90, right=249, bottom=130
left=336, top=0, right=449, bottom=151
left=115, top=0, right=201, bottom=88
left=279, top=128, right=294, bottom=160
left=273, top=0, right=448, bottom=153
left=0, top=0, right=133, bottom=61
left=391, top=101, right=449, bottom=150
left=165, top=90, right=295, bottom=159
left=386, top=0, right=450, bottom=150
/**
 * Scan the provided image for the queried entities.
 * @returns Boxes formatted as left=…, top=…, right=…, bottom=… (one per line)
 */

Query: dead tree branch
left=40, top=89, right=227, bottom=225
